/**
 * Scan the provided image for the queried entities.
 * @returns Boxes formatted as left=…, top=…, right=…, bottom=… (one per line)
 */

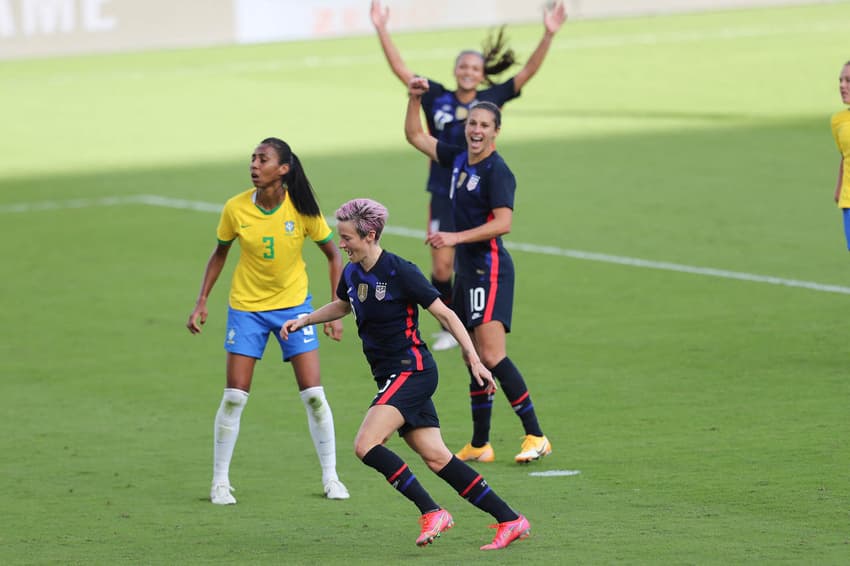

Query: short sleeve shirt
left=831, top=109, right=850, bottom=208
left=420, top=78, right=519, bottom=196
left=435, top=143, right=516, bottom=274
left=217, top=188, right=333, bottom=311
left=336, top=251, right=439, bottom=378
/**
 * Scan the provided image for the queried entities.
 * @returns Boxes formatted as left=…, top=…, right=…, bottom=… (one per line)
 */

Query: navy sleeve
left=478, top=78, right=520, bottom=106
left=399, top=259, right=441, bottom=308
left=488, top=159, right=516, bottom=210
left=335, top=268, right=349, bottom=301
left=436, top=140, right=463, bottom=168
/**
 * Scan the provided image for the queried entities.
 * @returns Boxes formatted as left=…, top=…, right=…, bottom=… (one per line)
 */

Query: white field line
left=15, top=20, right=845, bottom=86
left=3, top=194, right=849, bottom=296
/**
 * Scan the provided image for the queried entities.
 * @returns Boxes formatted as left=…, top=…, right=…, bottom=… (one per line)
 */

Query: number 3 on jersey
left=262, top=236, right=275, bottom=259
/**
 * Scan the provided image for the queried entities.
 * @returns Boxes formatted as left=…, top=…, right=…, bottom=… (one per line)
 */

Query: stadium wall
left=0, top=0, right=836, bottom=61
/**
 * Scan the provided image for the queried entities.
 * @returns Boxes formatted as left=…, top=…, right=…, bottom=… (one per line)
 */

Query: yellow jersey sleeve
left=832, top=110, right=850, bottom=208
left=216, top=197, right=239, bottom=243
left=305, top=213, right=334, bottom=245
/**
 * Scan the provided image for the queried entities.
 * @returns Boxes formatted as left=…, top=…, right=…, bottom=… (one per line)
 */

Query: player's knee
left=420, top=449, right=452, bottom=472
left=478, top=349, right=505, bottom=369
left=354, top=438, right=374, bottom=460
left=221, top=388, right=248, bottom=409
left=432, top=264, right=452, bottom=281
left=300, top=386, right=329, bottom=419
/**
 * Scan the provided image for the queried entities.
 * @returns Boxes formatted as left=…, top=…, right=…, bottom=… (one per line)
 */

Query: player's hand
left=370, top=0, right=389, bottom=29
left=544, top=0, right=567, bottom=35
left=470, top=361, right=497, bottom=393
left=279, top=318, right=303, bottom=340
left=187, top=305, right=207, bottom=334
left=425, top=230, right=457, bottom=249
left=323, top=320, right=343, bottom=342
left=408, top=76, right=429, bottom=97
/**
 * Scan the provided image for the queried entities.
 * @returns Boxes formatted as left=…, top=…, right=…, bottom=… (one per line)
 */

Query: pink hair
left=335, top=198, right=389, bottom=240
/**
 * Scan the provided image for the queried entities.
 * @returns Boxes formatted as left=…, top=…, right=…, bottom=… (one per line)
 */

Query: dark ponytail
left=480, top=26, right=517, bottom=85
left=260, top=137, right=322, bottom=217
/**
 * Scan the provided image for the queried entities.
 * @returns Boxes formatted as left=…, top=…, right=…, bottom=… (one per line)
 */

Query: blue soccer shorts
left=842, top=208, right=850, bottom=250
left=224, top=295, right=318, bottom=361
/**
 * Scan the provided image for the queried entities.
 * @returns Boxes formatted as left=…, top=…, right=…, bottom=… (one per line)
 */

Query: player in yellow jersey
left=187, top=137, right=349, bottom=503
left=831, top=60, right=850, bottom=247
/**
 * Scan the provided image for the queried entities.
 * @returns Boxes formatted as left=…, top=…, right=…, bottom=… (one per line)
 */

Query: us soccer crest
left=357, top=283, right=369, bottom=302
left=467, top=175, right=480, bottom=191
left=375, top=282, right=387, bottom=301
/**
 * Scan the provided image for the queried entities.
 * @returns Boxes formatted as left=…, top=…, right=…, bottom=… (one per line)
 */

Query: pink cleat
left=480, top=514, right=531, bottom=550
left=415, top=509, right=454, bottom=546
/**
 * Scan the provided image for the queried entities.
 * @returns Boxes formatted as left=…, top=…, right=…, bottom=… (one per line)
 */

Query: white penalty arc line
left=3, top=194, right=849, bottom=296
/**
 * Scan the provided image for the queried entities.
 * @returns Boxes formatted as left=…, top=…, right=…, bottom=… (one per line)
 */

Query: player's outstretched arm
left=370, top=0, right=415, bottom=86
left=404, top=77, right=438, bottom=160
left=513, top=0, right=567, bottom=92
left=280, top=299, right=351, bottom=340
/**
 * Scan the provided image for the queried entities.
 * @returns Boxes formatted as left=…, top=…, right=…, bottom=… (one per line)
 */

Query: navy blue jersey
left=436, top=142, right=516, bottom=275
left=337, top=251, right=441, bottom=378
left=421, top=78, right=519, bottom=197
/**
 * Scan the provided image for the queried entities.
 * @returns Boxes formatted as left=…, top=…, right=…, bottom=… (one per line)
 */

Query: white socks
left=212, top=388, right=249, bottom=486
left=299, top=386, right=339, bottom=484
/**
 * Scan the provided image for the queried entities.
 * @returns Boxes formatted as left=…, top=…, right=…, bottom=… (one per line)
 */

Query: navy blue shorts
left=225, top=296, right=318, bottom=361
left=453, top=266, right=514, bottom=333
left=428, top=193, right=455, bottom=234
left=371, top=367, right=440, bottom=436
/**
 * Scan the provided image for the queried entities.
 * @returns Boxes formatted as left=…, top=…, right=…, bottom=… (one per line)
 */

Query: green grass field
left=2, top=2, right=849, bottom=564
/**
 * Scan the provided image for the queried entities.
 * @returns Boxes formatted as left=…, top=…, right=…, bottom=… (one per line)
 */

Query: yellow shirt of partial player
left=217, top=188, right=333, bottom=311
left=831, top=109, right=850, bottom=208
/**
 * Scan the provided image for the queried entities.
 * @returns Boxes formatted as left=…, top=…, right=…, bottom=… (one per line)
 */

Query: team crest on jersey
left=457, top=171, right=468, bottom=188
left=284, top=220, right=295, bottom=233
left=375, top=282, right=387, bottom=301
left=456, top=106, right=468, bottom=120
left=467, top=175, right=480, bottom=191
left=357, top=283, right=369, bottom=302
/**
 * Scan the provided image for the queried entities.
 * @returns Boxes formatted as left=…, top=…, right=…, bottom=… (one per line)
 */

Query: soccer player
left=404, top=77, right=552, bottom=464
left=280, top=198, right=531, bottom=551
left=186, top=137, right=349, bottom=504
left=832, top=60, right=850, bottom=245
left=370, top=0, right=567, bottom=351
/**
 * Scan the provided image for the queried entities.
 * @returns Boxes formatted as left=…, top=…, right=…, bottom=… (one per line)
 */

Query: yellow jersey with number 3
left=217, top=188, right=333, bottom=311
left=831, top=109, right=850, bottom=208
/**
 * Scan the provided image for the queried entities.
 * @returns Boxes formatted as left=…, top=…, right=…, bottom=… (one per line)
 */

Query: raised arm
left=405, top=77, right=438, bottom=161
left=370, top=0, right=415, bottom=86
left=512, top=0, right=567, bottom=92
